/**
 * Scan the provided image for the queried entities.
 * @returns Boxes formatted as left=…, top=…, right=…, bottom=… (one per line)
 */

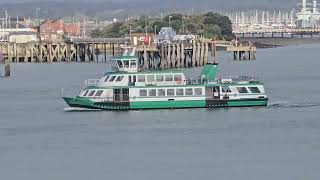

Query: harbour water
left=1, top=44, right=320, bottom=180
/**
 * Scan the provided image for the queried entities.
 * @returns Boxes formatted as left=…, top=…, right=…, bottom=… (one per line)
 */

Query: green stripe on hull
left=63, top=97, right=268, bottom=110
left=130, top=100, right=205, bottom=109
left=227, top=99, right=268, bottom=107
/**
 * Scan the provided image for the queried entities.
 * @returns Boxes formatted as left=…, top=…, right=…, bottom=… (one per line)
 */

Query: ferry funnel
left=200, top=63, right=218, bottom=81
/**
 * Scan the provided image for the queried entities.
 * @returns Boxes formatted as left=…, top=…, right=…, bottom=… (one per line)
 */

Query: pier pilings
left=0, top=39, right=218, bottom=70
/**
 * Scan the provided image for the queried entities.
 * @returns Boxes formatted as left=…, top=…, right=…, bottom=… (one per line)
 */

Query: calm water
left=1, top=44, right=320, bottom=180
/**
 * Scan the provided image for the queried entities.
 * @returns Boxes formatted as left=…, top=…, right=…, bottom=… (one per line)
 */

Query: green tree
left=203, top=24, right=222, bottom=38
left=203, top=12, right=232, bottom=39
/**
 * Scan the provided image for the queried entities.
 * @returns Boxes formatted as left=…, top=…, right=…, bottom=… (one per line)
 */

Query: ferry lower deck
left=63, top=82, right=268, bottom=110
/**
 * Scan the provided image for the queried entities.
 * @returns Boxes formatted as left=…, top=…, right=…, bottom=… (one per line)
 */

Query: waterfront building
left=296, top=0, right=320, bottom=27
left=38, top=19, right=80, bottom=42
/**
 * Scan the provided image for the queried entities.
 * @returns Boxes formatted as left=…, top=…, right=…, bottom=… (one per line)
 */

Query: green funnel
left=200, top=63, right=218, bottom=81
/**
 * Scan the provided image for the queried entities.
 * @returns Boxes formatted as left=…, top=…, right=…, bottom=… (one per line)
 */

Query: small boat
left=63, top=48, right=268, bottom=110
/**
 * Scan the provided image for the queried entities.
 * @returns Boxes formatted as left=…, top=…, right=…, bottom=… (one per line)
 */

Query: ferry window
left=83, top=90, right=89, bottom=96
left=109, top=76, right=117, bottom=82
left=130, top=61, right=137, bottom=68
left=167, top=89, right=175, bottom=96
left=195, top=88, right=203, bottom=95
left=174, top=74, right=182, bottom=81
left=88, top=90, right=96, bottom=97
left=185, top=88, right=193, bottom=96
left=117, top=61, right=123, bottom=68
left=129, top=75, right=132, bottom=83
left=158, top=89, right=166, bottom=96
left=176, top=89, right=184, bottom=96
left=116, top=76, right=124, bottom=82
left=222, top=86, right=232, bottom=93
left=147, top=75, right=155, bottom=82
left=165, top=74, right=173, bottom=82
left=148, top=89, right=156, bottom=96
left=236, top=87, right=249, bottom=93
left=133, top=75, right=137, bottom=82
left=139, top=89, right=147, bottom=97
left=104, top=76, right=110, bottom=82
left=249, top=87, right=261, bottom=93
left=123, top=60, right=129, bottom=68
left=95, top=90, right=104, bottom=97
left=213, top=87, right=219, bottom=93
left=156, top=75, right=164, bottom=82
left=138, top=75, right=145, bottom=82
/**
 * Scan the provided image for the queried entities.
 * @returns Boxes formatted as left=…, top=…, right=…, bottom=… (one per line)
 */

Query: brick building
left=38, top=19, right=80, bottom=42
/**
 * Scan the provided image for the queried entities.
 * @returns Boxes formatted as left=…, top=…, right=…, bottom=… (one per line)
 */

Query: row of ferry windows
left=212, top=86, right=261, bottom=94
left=83, top=90, right=104, bottom=97
left=237, top=87, right=261, bottom=94
left=137, top=74, right=182, bottom=83
left=117, top=60, right=137, bottom=68
left=139, top=88, right=203, bottom=97
left=104, top=75, right=124, bottom=82
left=104, top=74, right=183, bottom=83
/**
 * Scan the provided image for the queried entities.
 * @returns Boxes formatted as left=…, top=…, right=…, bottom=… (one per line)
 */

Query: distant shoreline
left=239, top=38, right=320, bottom=48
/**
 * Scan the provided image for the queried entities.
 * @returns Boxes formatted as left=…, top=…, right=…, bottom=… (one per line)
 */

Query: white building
left=297, top=0, right=320, bottom=27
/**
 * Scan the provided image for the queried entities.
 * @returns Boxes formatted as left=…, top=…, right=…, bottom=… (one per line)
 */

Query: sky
left=0, top=0, right=301, bottom=18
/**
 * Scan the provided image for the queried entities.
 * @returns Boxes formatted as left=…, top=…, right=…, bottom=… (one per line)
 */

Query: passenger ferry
left=63, top=49, right=268, bottom=110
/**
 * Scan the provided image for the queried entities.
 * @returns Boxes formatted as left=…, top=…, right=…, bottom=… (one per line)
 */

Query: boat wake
left=268, top=101, right=320, bottom=109
left=64, top=107, right=102, bottom=112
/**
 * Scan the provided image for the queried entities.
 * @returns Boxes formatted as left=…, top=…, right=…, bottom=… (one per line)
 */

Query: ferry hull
left=63, top=97, right=268, bottom=110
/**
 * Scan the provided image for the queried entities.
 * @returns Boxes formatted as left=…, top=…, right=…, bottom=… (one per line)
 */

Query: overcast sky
left=0, top=0, right=301, bottom=14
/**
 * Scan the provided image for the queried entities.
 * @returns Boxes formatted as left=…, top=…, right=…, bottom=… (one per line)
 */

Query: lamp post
left=182, top=16, right=185, bottom=34
left=145, top=16, right=148, bottom=36
left=169, top=16, right=172, bottom=27
left=154, top=25, right=157, bottom=35
left=36, top=8, right=40, bottom=26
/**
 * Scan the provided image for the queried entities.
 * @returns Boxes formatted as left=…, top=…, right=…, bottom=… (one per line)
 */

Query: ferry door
left=205, top=87, right=214, bottom=99
left=114, top=89, right=122, bottom=102
left=129, top=75, right=136, bottom=86
left=114, top=88, right=129, bottom=102
left=213, top=86, right=220, bottom=99
left=122, top=88, right=129, bottom=102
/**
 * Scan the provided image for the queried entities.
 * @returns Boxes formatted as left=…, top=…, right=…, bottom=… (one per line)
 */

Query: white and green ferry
left=63, top=49, right=268, bottom=110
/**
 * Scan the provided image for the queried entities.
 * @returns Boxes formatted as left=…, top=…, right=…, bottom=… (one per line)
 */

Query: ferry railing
left=84, top=79, right=101, bottom=87
left=185, top=78, right=217, bottom=85
left=217, top=76, right=259, bottom=84
left=90, top=95, right=130, bottom=103
left=184, top=76, right=260, bottom=85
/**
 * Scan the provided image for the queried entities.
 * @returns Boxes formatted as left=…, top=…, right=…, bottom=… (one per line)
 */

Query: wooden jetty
left=0, top=35, right=259, bottom=72
left=135, top=40, right=217, bottom=70
left=0, top=59, right=10, bottom=77
left=0, top=37, right=220, bottom=70
left=0, top=37, right=130, bottom=63
left=226, top=41, right=256, bottom=60
left=234, top=28, right=320, bottom=39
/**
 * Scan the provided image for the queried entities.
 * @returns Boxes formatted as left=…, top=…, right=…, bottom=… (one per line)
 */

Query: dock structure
left=135, top=39, right=217, bottom=70
left=0, top=59, right=10, bottom=77
left=0, top=37, right=130, bottom=63
left=226, top=41, right=256, bottom=60
left=234, top=28, right=320, bottom=39
left=0, top=37, right=220, bottom=70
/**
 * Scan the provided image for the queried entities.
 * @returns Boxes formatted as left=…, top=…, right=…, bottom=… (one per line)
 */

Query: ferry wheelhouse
left=63, top=49, right=268, bottom=110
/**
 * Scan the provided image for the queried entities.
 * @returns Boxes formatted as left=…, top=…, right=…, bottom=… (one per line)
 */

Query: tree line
left=91, top=12, right=233, bottom=40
